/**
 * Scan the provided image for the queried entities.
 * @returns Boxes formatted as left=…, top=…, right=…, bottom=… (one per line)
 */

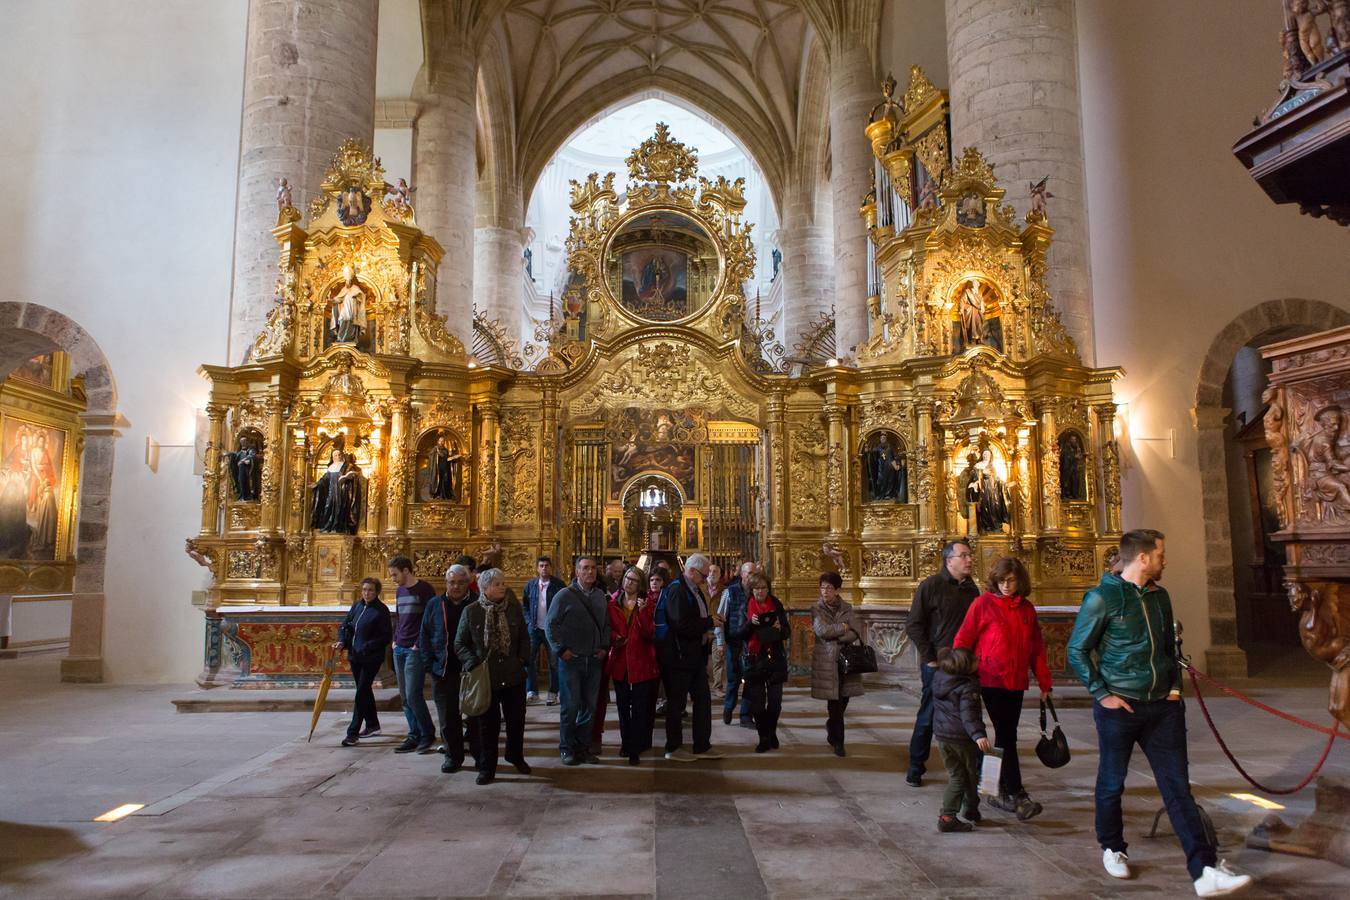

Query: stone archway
left=1195, top=298, right=1350, bottom=678
left=0, top=301, right=122, bottom=682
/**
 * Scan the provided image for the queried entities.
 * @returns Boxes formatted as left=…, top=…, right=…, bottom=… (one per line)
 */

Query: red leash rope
left=1185, top=665, right=1341, bottom=795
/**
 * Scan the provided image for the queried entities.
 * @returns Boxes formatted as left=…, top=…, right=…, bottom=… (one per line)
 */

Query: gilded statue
left=311, top=448, right=363, bottom=534
left=226, top=435, right=262, bottom=502
left=963, top=448, right=1011, bottom=533
left=1059, top=431, right=1088, bottom=502
left=864, top=432, right=908, bottom=503
left=427, top=432, right=464, bottom=501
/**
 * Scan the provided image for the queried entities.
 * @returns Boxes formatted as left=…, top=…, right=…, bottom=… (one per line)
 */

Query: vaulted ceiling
left=454, top=0, right=844, bottom=210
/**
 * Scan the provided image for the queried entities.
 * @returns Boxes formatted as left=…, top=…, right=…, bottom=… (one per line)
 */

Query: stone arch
left=1194, top=298, right=1350, bottom=677
left=0, top=301, right=121, bottom=682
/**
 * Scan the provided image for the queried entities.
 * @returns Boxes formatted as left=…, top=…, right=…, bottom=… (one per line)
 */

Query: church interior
left=1, top=1, right=1349, bottom=897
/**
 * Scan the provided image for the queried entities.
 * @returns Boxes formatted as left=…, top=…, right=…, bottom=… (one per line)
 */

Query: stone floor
left=1, top=651, right=1347, bottom=899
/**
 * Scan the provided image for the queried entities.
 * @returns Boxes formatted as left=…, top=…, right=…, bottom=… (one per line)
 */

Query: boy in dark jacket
left=932, top=646, right=992, bottom=832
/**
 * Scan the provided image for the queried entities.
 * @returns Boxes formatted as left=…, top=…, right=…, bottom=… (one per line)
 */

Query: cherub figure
left=1292, top=0, right=1328, bottom=66
left=1029, top=176, right=1054, bottom=218
left=276, top=178, right=293, bottom=211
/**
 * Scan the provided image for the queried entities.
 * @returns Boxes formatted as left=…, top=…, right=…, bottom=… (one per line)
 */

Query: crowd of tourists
left=332, top=530, right=1253, bottom=897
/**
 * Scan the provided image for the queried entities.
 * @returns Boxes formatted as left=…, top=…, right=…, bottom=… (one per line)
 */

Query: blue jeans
left=558, top=653, right=604, bottom=756
left=907, top=662, right=936, bottom=776
left=1093, top=698, right=1216, bottom=880
left=526, top=627, right=557, bottom=696
left=393, top=646, right=434, bottom=741
left=723, top=642, right=751, bottom=721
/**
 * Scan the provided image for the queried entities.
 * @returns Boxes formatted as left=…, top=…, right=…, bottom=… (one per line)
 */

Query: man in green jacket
left=1068, top=529, right=1251, bottom=897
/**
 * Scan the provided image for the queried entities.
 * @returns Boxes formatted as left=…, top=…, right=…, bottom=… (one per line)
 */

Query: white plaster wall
left=1077, top=0, right=1350, bottom=662
left=0, top=0, right=249, bottom=682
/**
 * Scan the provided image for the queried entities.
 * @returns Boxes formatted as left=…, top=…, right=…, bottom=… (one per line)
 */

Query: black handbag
left=1035, top=696, right=1071, bottom=769
left=741, top=642, right=788, bottom=686
left=837, top=641, right=878, bottom=676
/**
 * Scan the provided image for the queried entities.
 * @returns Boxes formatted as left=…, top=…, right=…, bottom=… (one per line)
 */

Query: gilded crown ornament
left=626, top=122, right=699, bottom=185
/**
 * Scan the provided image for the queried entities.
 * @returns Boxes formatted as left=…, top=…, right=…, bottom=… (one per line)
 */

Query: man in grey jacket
left=545, top=556, right=611, bottom=766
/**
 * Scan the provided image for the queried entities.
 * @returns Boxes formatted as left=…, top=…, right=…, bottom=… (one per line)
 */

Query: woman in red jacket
left=953, top=556, right=1051, bottom=821
left=608, top=565, right=660, bottom=765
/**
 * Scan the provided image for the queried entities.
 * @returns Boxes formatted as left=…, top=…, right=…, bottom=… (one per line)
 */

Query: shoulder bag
left=1035, top=696, right=1071, bottom=768
left=837, top=640, right=878, bottom=676
left=459, top=660, right=491, bottom=717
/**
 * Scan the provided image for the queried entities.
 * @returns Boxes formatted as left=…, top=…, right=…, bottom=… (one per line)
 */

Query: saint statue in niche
left=328, top=266, right=369, bottom=349
left=952, top=280, right=1004, bottom=354
left=863, top=432, right=908, bottom=503
left=226, top=434, right=263, bottom=502
left=337, top=183, right=370, bottom=226
left=311, top=448, right=363, bottom=534
left=962, top=448, right=1011, bottom=533
left=957, top=191, right=986, bottom=228
left=427, top=432, right=464, bottom=501
left=1059, top=431, right=1088, bottom=502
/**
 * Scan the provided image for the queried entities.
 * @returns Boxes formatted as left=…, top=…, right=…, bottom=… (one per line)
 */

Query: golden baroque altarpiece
left=189, top=68, right=1123, bottom=686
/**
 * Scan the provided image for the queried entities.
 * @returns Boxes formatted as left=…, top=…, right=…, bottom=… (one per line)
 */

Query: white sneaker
left=526, top=691, right=539, bottom=703
left=664, top=749, right=697, bottom=762
left=1102, top=849, right=1131, bottom=879
left=1193, top=861, right=1252, bottom=897
left=546, top=693, right=558, bottom=706
left=693, top=748, right=726, bottom=760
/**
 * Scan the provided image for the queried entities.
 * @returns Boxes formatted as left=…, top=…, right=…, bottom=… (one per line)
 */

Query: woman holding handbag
left=812, top=571, right=864, bottom=757
left=455, top=568, right=532, bottom=785
left=953, top=555, right=1052, bottom=821
left=607, top=565, right=660, bottom=765
left=731, top=573, right=789, bottom=753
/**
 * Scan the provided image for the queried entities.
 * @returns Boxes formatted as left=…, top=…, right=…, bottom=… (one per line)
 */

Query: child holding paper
left=931, top=646, right=992, bottom=832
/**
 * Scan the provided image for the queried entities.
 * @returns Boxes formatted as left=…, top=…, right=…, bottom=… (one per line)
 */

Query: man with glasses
left=657, top=553, right=724, bottom=762
left=904, top=538, right=979, bottom=786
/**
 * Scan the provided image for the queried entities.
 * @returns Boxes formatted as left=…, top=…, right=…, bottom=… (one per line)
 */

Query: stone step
left=171, top=687, right=402, bottom=713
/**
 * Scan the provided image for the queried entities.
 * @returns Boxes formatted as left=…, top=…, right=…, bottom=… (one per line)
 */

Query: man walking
left=1068, top=530, right=1252, bottom=897
left=388, top=555, right=437, bottom=754
left=545, top=556, right=611, bottom=766
left=904, top=539, right=978, bottom=785
left=420, top=564, right=474, bottom=773
left=658, top=553, right=724, bottom=761
left=523, top=556, right=566, bottom=705
left=719, top=560, right=755, bottom=727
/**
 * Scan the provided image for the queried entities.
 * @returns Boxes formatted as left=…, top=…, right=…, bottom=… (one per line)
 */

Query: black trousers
left=347, top=651, right=382, bottom=739
left=664, top=665, right=712, bottom=753
left=430, top=671, right=474, bottom=766
left=826, top=696, right=850, bottom=747
left=615, top=678, right=657, bottom=756
left=744, top=679, right=783, bottom=743
left=473, top=682, right=527, bottom=776
left=981, top=687, right=1025, bottom=797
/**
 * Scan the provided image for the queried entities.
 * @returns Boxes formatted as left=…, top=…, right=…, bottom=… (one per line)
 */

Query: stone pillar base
left=1204, top=644, right=1249, bottom=679
left=60, top=655, right=104, bottom=683
left=1247, top=776, right=1350, bottom=868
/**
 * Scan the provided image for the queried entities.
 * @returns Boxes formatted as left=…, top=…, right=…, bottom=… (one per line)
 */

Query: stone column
left=228, top=0, right=379, bottom=364
left=474, top=179, right=526, bottom=346
left=778, top=183, right=834, bottom=353
left=413, top=30, right=478, bottom=344
left=827, top=31, right=876, bottom=361
left=945, top=0, right=1093, bottom=361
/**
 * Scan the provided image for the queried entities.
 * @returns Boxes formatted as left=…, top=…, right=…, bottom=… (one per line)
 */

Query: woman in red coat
left=953, top=555, right=1052, bottom=821
left=607, top=565, right=660, bottom=765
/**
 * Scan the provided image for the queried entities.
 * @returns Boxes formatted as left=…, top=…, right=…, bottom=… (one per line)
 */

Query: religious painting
left=607, top=407, right=703, bottom=501
left=621, top=247, right=689, bottom=321
left=957, top=444, right=1012, bottom=534
left=956, top=190, right=986, bottom=228
left=862, top=431, right=908, bottom=503
left=951, top=279, right=1004, bottom=354
left=684, top=518, right=698, bottom=549
left=316, top=544, right=341, bottom=580
left=1058, top=430, right=1088, bottom=502
left=336, top=184, right=370, bottom=226
left=606, top=518, right=620, bottom=550
left=8, top=353, right=54, bottom=388
left=0, top=418, right=66, bottom=561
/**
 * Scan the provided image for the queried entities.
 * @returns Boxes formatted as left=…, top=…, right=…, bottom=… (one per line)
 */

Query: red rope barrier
left=1186, top=665, right=1348, bottom=740
left=1185, top=665, right=1341, bottom=796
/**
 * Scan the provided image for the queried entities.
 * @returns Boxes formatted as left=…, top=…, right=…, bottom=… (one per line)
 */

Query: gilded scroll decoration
left=863, top=547, right=913, bottom=578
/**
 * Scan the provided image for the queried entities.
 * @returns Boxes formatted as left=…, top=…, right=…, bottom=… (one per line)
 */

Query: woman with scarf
left=455, top=568, right=532, bottom=785
left=812, top=571, right=864, bottom=757
left=730, top=572, right=789, bottom=753
left=953, top=555, right=1051, bottom=821
left=607, top=565, right=659, bottom=765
